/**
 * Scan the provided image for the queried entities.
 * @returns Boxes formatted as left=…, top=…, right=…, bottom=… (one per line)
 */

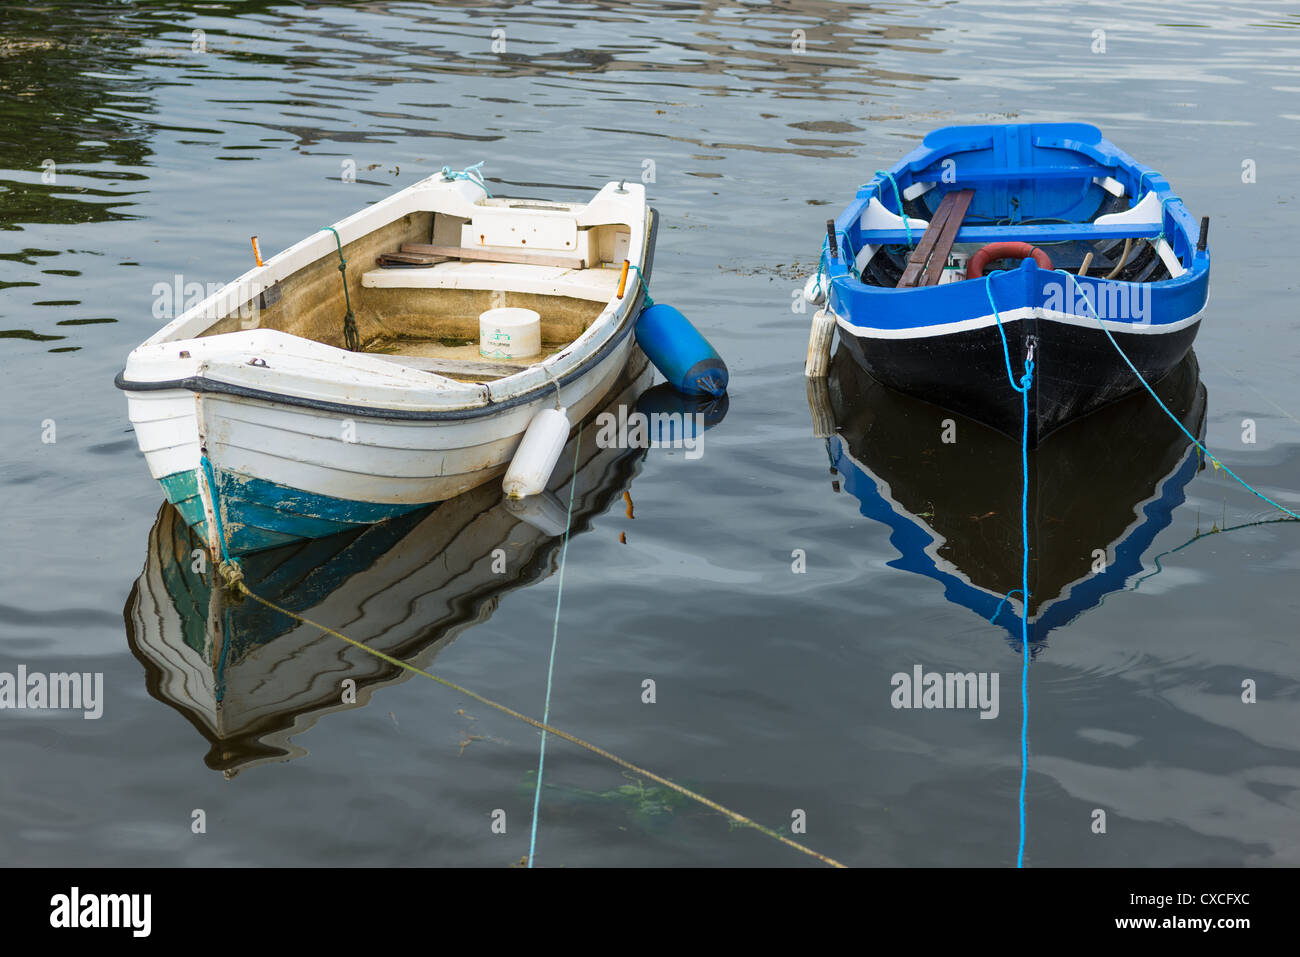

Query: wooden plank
left=920, top=189, right=974, bottom=286
left=400, top=242, right=586, bottom=270
left=896, top=195, right=957, bottom=288
left=861, top=222, right=1164, bottom=245
left=375, top=252, right=452, bottom=267
left=369, top=353, right=528, bottom=380
left=897, top=189, right=973, bottom=288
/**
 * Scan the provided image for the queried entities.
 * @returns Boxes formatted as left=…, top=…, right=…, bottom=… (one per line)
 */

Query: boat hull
left=119, top=179, right=656, bottom=557
left=837, top=303, right=1201, bottom=445
left=127, top=338, right=642, bottom=555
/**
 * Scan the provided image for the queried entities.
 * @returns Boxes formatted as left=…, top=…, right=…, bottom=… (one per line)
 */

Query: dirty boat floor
left=364, top=337, right=567, bottom=382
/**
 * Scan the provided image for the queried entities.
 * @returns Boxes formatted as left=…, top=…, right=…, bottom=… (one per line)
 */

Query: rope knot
left=217, top=559, right=244, bottom=589
left=441, top=161, right=492, bottom=197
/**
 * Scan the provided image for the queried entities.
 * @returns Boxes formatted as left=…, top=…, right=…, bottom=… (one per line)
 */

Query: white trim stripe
left=836, top=304, right=1206, bottom=341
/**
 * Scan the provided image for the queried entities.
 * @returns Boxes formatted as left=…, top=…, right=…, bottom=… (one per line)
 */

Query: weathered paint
left=158, top=469, right=207, bottom=531
left=157, top=466, right=428, bottom=556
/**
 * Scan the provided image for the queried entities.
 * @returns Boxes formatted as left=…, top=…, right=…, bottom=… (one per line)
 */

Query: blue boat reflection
left=812, top=346, right=1207, bottom=650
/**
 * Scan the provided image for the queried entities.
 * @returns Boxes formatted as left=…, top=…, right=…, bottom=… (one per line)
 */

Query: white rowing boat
left=116, top=169, right=654, bottom=555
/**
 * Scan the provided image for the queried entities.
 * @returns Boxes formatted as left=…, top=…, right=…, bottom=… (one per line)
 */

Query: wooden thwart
left=399, top=242, right=586, bottom=270
left=896, top=189, right=975, bottom=288
left=375, top=251, right=451, bottom=267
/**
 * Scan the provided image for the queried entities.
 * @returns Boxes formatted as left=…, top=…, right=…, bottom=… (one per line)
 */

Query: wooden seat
left=361, top=260, right=621, bottom=303
left=897, top=189, right=975, bottom=288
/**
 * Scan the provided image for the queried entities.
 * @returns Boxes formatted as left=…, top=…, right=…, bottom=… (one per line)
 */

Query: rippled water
left=2, top=0, right=1298, bottom=866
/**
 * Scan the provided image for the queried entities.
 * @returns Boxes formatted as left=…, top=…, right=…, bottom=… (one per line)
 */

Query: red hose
left=966, top=242, right=1054, bottom=279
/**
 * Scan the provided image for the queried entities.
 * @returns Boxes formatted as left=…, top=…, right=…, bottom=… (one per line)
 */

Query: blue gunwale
left=822, top=122, right=1210, bottom=334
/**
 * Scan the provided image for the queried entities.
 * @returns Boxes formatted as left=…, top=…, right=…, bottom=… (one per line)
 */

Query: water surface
left=2, top=0, right=1298, bottom=866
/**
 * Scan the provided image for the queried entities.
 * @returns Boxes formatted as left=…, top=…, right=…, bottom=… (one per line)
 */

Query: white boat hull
left=117, top=174, right=654, bottom=555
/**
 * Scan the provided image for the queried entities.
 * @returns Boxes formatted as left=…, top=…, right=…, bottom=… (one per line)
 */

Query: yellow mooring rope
left=228, top=576, right=846, bottom=868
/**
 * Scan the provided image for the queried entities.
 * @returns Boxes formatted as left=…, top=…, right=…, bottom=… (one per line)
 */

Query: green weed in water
left=520, top=770, right=691, bottom=830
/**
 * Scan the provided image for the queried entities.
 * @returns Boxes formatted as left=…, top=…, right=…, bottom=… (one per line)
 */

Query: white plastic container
left=503, top=407, right=570, bottom=499
left=938, top=251, right=969, bottom=285
left=480, top=307, right=542, bottom=359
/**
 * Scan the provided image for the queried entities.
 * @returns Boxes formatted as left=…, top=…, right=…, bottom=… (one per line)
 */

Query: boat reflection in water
left=125, top=354, right=726, bottom=775
left=810, top=345, right=1207, bottom=651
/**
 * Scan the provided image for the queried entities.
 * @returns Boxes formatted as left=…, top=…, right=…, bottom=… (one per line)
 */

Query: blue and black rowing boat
left=806, top=122, right=1209, bottom=445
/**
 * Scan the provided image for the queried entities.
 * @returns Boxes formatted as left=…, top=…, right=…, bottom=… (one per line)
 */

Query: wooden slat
left=400, top=242, right=586, bottom=270
left=920, top=189, right=974, bottom=287
left=897, top=189, right=974, bottom=288
left=895, top=196, right=954, bottom=288
left=369, top=353, right=528, bottom=380
left=375, top=252, right=452, bottom=267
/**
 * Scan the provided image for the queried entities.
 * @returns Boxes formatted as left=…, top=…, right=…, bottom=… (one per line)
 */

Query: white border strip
left=837, top=304, right=1206, bottom=341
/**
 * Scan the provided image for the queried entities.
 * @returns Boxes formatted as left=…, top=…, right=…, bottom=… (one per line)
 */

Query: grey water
left=1, top=0, right=1298, bottom=867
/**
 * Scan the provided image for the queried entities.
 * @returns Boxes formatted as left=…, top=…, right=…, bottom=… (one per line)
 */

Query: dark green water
left=2, top=0, right=1298, bottom=866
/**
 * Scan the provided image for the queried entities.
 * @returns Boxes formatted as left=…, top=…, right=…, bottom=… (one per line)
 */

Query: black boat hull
left=837, top=314, right=1201, bottom=447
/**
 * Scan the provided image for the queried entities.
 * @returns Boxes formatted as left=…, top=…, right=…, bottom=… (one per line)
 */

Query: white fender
left=503, top=407, right=570, bottom=499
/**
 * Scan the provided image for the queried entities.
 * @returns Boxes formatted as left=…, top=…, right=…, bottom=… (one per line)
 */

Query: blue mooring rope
left=1056, top=270, right=1299, bottom=520
left=988, top=588, right=1025, bottom=626
left=982, top=264, right=1300, bottom=869
left=1130, top=171, right=1173, bottom=244
left=985, top=276, right=1033, bottom=869
left=527, top=420, right=585, bottom=867
left=870, top=169, right=913, bottom=247
left=200, top=455, right=236, bottom=568
left=441, top=161, right=492, bottom=197
left=813, top=225, right=862, bottom=297
left=1135, top=169, right=1161, bottom=198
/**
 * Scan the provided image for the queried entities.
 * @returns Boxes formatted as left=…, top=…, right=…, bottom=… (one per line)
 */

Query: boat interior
left=197, top=206, right=636, bottom=382
left=858, top=184, right=1178, bottom=290
left=848, top=125, right=1204, bottom=292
